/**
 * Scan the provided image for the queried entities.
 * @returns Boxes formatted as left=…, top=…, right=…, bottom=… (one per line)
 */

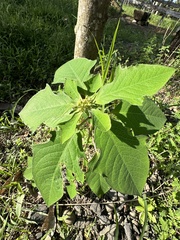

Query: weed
left=19, top=20, right=174, bottom=209
left=148, top=119, right=180, bottom=239
left=148, top=122, right=180, bottom=178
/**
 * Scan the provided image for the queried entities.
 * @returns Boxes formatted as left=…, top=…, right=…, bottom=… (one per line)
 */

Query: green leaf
left=0, top=216, right=8, bottom=238
left=60, top=112, right=82, bottom=144
left=53, top=58, right=96, bottom=90
left=16, top=194, right=25, bottom=218
left=64, top=79, right=81, bottom=102
left=19, top=84, right=74, bottom=131
left=86, top=171, right=110, bottom=197
left=147, top=204, right=154, bottom=212
left=86, top=152, right=110, bottom=197
left=32, top=131, right=84, bottom=206
left=66, top=169, right=77, bottom=199
left=91, top=109, right=111, bottom=132
left=23, top=157, right=33, bottom=181
left=86, top=74, right=103, bottom=93
left=66, top=183, right=77, bottom=199
left=95, top=64, right=175, bottom=105
left=139, top=212, right=145, bottom=225
left=136, top=206, right=144, bottom=213
left=137, top=196, right=145, bottom=207
left=93, top=120, right=149, bottom=196
left=148, top=213, right=156, bottom=223
left=114, top=98, right=166, bottom=135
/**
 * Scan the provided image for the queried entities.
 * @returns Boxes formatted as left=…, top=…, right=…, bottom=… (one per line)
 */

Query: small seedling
left=20, top=22, right=175, bottom=207
left=136, top=196, right=156, bottom=225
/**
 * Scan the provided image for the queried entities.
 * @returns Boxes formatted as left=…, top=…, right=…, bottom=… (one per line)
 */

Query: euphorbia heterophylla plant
left=20, top=58, right=175, bottom=206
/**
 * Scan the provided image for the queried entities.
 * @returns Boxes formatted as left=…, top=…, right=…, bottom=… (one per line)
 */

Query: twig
left=57, top=198, right=138, bottom=207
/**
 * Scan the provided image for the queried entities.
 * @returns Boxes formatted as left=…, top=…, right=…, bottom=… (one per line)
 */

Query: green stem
left=140, top=194, right=148, bottom=240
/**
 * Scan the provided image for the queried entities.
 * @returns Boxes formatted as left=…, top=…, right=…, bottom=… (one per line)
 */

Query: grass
left=104, top=20, right=164, bottom=66
left=0, top=0, right=77, bottom=102
left=147, top=121, right=180, bottom=239
left=105, top=4, right=180, bottom=66
left=0, top=1, right=180, bottom=239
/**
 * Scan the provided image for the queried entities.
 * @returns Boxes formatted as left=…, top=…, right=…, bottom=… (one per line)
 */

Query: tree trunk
left=74, top=0, right=111, bottom=60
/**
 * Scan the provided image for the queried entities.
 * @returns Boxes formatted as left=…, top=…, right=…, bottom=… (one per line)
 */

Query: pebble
left=90, top=202, right=101, bottom=216
left=132, top=223, right=140, bottom=235
left=75, top=230, right=84, bottom=240
left=105, top=203, right=114, bottom=213
left=74, top=220, right=91, bottom=229
left=74, top=205, right=82, bottom=216
left=35, top=232, right=43, bottom=239
left=124, top=220, right=133, bottom=240
left=98, top=215, right=110, bottom=225
left=132, top=219, right=139, bottom=226
left=99, top=224, right=116, bottom=236
left=129, top=210, right=136, bottom=218
left=30, top=212, right=47, bottom=224
left=106, top=189, right=118, bottom=201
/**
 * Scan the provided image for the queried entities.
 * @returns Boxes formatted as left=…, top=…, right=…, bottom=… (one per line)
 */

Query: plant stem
left=140, top=194, right=148, bottom=240
left=114, top=206, right=119, bottom=240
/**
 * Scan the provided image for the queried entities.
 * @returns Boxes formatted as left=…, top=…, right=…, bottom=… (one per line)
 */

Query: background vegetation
left=0, top=0, right=77, bottom=102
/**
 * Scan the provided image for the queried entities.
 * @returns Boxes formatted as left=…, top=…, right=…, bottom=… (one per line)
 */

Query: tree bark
left=74, top=0, right=111, bottom=60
